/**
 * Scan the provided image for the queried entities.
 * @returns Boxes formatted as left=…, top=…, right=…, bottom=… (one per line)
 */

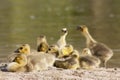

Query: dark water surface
left=0, top=0, right=120, bottom=67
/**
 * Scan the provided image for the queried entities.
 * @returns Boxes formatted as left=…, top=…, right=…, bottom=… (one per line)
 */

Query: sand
left=0, top=67, right=120, bottom=80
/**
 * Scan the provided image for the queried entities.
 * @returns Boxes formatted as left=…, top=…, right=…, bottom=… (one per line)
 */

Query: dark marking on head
left=61, top=28, right=67, bottom=33
left=14, top=49, right=20, bottom=53
left=39, top=35, right=45, bottom=38
left=77, top=25, right=83, bottom=31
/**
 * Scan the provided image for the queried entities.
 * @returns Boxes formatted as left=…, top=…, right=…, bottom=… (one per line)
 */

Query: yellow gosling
left=37, top=35, right=49, bottom=52
left=77, top=25, right=113, bottom=68
left=79, top=48, right=101, bottom=69
left=58, top=44, right=74, bottom=58
left=48, top=44, right=80, bottom=70
left=12, top=44, right=56, bottom=72
left=47, top=45, right=59, bottom=57
left=8, top=53, right=56, bottom=72
left=11, top=44, right=31, bottom=62
left=6, top=53, right=27, bottom=72
left=57, top=28, right=68, bottom=49
left=14, top=44, right=30, bottom=55
left=54, top=50, right=80, bottom=70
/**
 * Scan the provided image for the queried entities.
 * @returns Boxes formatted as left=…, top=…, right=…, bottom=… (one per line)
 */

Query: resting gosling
left=11, top=44, right=31, bottom=62
left=47, top=45, right=59, bottom=57
left=13, top=44, right=56, bottom=72
left=58, top=44, right=74, bottom=58
left=54, top=50, right=80, bottom=70
left=54, top=44, right=80, bottom=70
left=37, top=35, right=49, bottom=52
left=77, top=25, right=113, bottom=68
left=6, top=53, right=28, bottom=72
left=14, top=44, right=31, bottom=55
left=79, top=48, right=101, bottom=69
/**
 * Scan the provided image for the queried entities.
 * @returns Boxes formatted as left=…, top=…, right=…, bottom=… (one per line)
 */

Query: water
left=0, top=0, right=120, bottom=67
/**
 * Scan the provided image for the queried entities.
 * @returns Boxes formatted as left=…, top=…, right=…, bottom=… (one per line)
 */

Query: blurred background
left=0, top=0, right=120, bottom=67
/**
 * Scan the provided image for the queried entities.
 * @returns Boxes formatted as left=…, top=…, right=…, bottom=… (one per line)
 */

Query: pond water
left=0, top=0, right=120, bottom=67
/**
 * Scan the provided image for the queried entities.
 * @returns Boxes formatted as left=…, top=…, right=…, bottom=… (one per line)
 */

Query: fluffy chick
left=37, top=35, right=49, bottom=52
left=77, top=25, right=113, bottom=68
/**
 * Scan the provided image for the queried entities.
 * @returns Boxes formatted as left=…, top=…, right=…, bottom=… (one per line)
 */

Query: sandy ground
left=0, top=59, right=119, bottom=80
left=0, top=67, right=120, bottom=80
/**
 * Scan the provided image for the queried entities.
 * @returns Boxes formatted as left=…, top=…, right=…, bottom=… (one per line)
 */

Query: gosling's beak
left=0, top=64, right=8, bottom=72
left=14, top=49, right=20, bottom=53
left=76, top=25, right=83, bottom=31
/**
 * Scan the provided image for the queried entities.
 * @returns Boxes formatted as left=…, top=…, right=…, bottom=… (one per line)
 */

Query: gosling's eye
left=48, top=48, right=51, bottom=51
left=19, top=47, right=23, bottom=50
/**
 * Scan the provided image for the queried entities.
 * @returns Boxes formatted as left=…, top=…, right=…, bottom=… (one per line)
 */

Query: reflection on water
left=0, top=0, right=120, bottom=67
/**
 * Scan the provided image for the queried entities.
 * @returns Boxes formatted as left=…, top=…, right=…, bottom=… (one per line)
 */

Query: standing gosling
left=79, top=48, right=100, bottom=69
left=37, top=35, right=49, bottom=52
left=77, top=25, right=113, bottom=68
left=57, top=28, right=68, bottom=49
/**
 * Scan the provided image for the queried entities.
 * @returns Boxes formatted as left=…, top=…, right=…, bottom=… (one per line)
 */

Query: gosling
left=53, top=44, right=80, bottom=70
left=58, top=44, right=74, bottom=58
left=57, top=28, right=68, bottom=49
left=6, top=53, right=28, bottom=72
left=54, top=50, right=80, bottom=70
left=79, top=48, right=101, bottom=69
left=37, top=35, right=49, bottom=52
left=8, top=44, right=31, bottom=62
left=14, top=44, right=31, bottom=55
left=11, top=44, right=56, bottom=72
left=77, top=25, right=113, bottom=68
left=47, top=45, right=59, bottom=57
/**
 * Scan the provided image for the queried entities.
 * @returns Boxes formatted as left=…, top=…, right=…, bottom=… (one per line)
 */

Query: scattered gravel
left=0, top=67, right=120, bottom=80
